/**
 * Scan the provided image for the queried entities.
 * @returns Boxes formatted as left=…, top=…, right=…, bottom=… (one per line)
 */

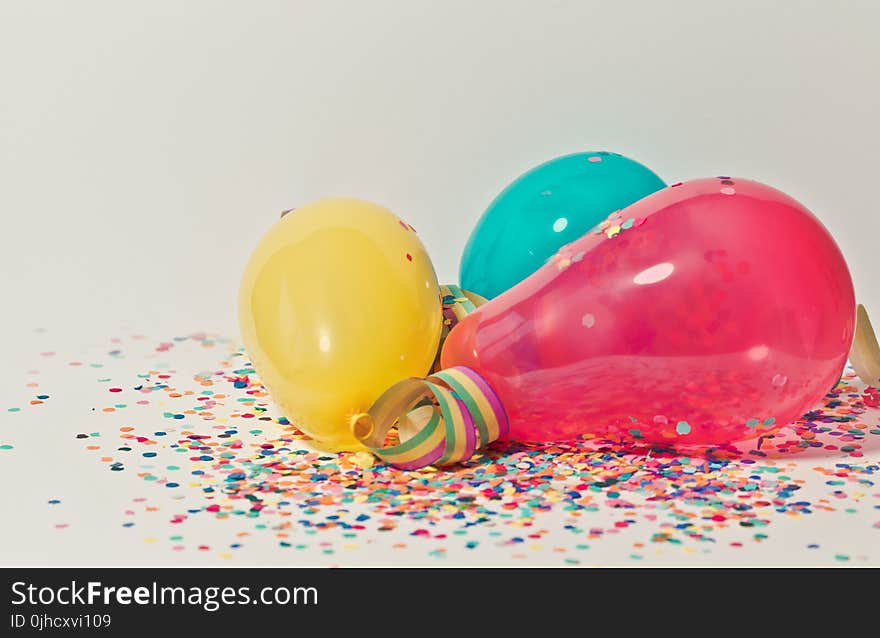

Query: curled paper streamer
left=352, top=285, right=500, bottom=469
left=432, top=285, right=487, bottom=372
left=350, top=367, right=508, bottom=470
left=850, top=304, right=880, bottom=387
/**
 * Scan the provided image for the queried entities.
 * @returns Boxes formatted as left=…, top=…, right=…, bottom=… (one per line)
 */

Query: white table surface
left=2, top=320, right=877, bottom=567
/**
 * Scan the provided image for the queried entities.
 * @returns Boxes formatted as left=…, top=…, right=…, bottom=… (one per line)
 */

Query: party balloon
left=355, top=178, right=855, bottom=468
left=239, top=198, right=443, bottom=452
left=460, top=151, right=665, bottom=300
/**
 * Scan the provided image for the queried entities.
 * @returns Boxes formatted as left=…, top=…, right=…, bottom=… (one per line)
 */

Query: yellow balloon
left=238, top=198, right=442, bottom=452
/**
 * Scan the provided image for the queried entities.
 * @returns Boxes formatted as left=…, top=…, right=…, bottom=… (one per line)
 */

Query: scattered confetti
left=4, top=330, right=879, bottom=565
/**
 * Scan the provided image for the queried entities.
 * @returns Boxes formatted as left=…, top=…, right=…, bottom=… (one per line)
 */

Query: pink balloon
left=442, top=177, right=855, bottom=445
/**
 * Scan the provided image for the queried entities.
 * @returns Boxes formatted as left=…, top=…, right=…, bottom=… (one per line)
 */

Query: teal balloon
left=460, top=152, right=666, bottom=299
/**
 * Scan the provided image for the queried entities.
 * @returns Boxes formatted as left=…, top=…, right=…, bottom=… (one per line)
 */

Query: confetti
left=5, top=330, right=879, bottom=565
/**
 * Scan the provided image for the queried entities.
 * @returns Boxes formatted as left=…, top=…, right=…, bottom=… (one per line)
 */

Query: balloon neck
left=352, top=366, right=509, bottom=470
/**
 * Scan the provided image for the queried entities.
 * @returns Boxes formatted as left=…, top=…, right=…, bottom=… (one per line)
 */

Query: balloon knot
left=349, top=413, right=374, bottom=440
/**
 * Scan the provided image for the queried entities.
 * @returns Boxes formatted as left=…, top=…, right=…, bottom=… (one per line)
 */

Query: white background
left=1, top=1, right=879, bottom=567
left=1, top=0, right=879, bottom=340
